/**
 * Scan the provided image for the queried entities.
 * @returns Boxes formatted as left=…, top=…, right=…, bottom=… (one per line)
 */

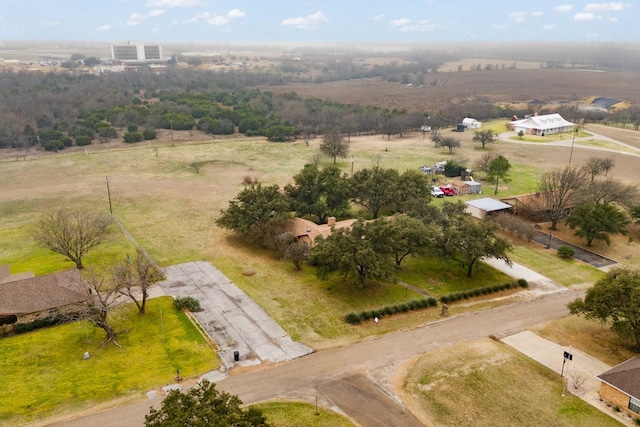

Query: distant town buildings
left=111, top=42, right=164, bottom=63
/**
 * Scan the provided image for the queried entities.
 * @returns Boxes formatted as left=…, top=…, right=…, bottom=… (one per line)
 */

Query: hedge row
left=345, top=298, right=438, bottom=325
left=440, top=279, right=528, bottom=304
left=14, top=315, right=66, bottom=334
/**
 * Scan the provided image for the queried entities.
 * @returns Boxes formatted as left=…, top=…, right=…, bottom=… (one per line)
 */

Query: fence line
left=110, top=213, right=163, bottom=274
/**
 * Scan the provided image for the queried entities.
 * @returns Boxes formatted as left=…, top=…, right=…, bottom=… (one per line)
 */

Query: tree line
left=216, top=164, right=512, bottom=285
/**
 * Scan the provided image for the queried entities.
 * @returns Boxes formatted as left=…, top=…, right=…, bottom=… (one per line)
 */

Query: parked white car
left=431, top=187, right=445, bottom=198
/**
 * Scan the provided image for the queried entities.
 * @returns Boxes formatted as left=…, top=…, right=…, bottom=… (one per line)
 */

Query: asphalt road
left=47, top=289, right=581, bottom=427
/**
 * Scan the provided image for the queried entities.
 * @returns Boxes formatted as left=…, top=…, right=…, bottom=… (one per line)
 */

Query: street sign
left=563, top=351, right=573, bottom=360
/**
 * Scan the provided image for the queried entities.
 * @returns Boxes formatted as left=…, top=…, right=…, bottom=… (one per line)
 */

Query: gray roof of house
left=597, top=357, right=640, bottom=399
left=465, top=198, right=513, bottom=212
left=0, top=269, right=85, bottom=316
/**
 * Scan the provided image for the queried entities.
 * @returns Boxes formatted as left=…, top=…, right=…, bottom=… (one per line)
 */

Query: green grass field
left=0, top=297, right=218, bottom=426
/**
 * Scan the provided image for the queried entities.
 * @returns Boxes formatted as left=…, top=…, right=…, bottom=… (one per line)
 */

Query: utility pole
left=106, top=176, right=113, bottom=214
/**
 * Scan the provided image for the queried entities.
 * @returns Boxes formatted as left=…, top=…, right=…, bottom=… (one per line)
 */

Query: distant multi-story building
left=111, top=42, right=163, bottom=62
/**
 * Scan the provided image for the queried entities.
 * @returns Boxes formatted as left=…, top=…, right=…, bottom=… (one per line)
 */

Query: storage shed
left=452, top=180, right=482, bottom=195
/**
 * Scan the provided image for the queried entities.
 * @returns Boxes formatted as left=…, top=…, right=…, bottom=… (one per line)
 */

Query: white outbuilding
left=462, top=117, right=482, bottom=129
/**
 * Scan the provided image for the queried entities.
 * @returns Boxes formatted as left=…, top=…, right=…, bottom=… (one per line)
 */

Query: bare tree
left=32, top=209, right=113, bottom=269
left=535, top=165, right=589, bottom=230
left=430, top=128, right=442, bottom=148
left=474, top=152, right=497, bottom=177
left=567, top=368, right=588, bottom=396
left=585, top=178, right=640, bottom=209
left=319, top=128, right=349, bottom=164
left=72, top=267, right=123, bottom=347
left=113, top=248, right=164, bottom=315
left=581, top=156, right=615, bottom=183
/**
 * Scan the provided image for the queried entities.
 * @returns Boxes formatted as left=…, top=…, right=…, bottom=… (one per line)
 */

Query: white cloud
left=148, top=9, right=166, bottom=17
left=129, top=13, right=145, bottom=21
left=373, top=14, right=385, bottom=21
left=492, top=24, right=508, bottom=30
left=585, top=2, right=626, bottom=12
left=281, top=11, right=328, bottom=30
left=402, top=19, right=442, bottom=32
left=553, top=4, right=574, bottom=12
left=609, top=16, right=619, bottom=21
left=207, top=15, right=228, bottom=26
left=126, top=19, right=141, bottom=26
left=543, top=24, right=557, bottom=30
left=574, top=12, right=596, bottom=20
left=389, top=18, right=411, bottom=27
left=227, top=9, right=245, bottom=18
left=187, top=9, right=245, bottom=27
left=145, top=0, right=200, bottom=7
left=509, top=12, right=527, bottom=23
left=96, top=24, right=111, bottom=32
left=532, top=11, right=544, bottom=17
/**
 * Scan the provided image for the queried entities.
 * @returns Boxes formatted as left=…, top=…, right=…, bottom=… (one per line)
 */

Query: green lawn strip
left=404, top=339, right=624, bottom=427
left=395, top=256, right=513, bottom=296
left=253, top=401, right=356, bottom=427
left=213, top=252, right=428, bottom=347
left=508, top=245, right=606, bottom=286
left=0, top=297, right=218, bottom=425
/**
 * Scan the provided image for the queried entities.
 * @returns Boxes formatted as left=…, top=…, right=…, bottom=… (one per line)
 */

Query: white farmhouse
left=508, top=113, right=574, bottom=136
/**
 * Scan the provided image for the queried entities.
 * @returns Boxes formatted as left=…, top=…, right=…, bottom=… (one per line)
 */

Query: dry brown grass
left=533, top=317, right=636, bottom=367
left=265, top=68, right=640, bottom=113
left=399, top=338, right=623, bottom=427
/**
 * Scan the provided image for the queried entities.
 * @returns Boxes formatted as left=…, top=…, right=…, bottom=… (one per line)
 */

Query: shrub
left=441, top=296, right=450, bottom=304
left=173, top=296, right=202, bottom=312
left=557, top=245, right=575, bottom=258
left=361, top=311, right=372, bottom=320
left=634, top=417, right=640, bottom=426
left=517, top=279, right=529, bottom=288
left=613, top=405, right=621, bottom=412
left=75, top=135, right=92, bottom=146
left=44, top=140, right=64, bottom=151
left=345, top=312, right=362, bottom=324
left=427, top=298, right=438, bottom=307
left=142, top=129, right=157, bottom=140
left=123, top=131, right=143, bottom=143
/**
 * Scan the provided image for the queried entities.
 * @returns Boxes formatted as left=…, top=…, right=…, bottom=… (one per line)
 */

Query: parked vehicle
left=431, top=187, right=445, bottom=198
left=439, top=186, right=455, bottom=196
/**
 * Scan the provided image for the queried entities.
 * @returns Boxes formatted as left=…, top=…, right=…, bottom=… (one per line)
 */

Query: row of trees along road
left=216, top=165, right=512, bottom=285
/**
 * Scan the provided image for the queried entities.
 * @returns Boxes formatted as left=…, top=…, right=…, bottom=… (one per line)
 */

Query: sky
left=1, top=1, right=637, bottom=43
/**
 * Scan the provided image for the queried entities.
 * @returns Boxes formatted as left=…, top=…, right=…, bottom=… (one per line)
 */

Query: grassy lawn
left=254, top=401, right=356, bottom=427
left=401, top=338, right=625, bottom=427
left=508, top=242, right=606, bottom=286
left=0, top=297, right=218, bottom=426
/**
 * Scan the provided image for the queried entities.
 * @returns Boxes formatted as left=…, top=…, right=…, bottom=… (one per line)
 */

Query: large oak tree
left=568, top=268, right=640, bottom=351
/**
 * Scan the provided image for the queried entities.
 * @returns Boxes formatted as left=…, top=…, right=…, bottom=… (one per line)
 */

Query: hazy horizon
left=3, top=1, right=637, bottom=44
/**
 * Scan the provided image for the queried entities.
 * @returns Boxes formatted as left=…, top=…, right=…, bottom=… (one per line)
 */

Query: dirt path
left=46, top=289, right=580, bottom=427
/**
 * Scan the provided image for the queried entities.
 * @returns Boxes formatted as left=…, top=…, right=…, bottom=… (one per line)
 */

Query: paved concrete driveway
left=158, top=261, right=312, bottom=371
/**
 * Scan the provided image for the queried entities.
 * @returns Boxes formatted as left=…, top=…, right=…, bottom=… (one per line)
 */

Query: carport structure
left=464, top=198, right=513, bottom=220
